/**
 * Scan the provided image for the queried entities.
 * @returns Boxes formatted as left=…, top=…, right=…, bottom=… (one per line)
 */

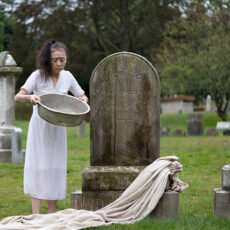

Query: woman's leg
left=48, top=200, right=57, bottom=213
left=31, top=197, right=42, bottom=214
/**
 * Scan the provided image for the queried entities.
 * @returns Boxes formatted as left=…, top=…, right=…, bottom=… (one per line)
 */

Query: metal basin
left=37, top=93, right=90, bottom=127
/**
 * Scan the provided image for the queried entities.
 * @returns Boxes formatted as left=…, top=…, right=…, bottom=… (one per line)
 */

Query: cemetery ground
left=1, top=112, right=230, bottom=229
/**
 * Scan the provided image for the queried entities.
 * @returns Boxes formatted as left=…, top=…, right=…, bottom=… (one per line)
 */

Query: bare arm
left=15, top=88, right=40, bottom=105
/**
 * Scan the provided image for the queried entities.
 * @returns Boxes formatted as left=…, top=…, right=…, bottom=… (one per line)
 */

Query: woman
left=15, top=39, right=88, bottom=214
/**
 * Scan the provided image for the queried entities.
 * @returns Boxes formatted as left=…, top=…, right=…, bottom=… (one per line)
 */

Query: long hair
left=36, top=39, right=68, bottom=79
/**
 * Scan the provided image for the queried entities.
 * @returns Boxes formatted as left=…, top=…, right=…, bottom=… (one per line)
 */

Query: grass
left=1, top=112, right=230, bottom=229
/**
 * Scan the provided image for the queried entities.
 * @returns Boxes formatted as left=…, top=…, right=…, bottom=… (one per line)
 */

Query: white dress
left=22, top=70, right=84, bottom=200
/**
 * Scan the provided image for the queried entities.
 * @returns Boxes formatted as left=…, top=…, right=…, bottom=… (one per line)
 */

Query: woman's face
left=51, top=48, right=67, bottom=75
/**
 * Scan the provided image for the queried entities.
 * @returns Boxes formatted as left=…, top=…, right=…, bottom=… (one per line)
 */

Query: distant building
left=161, top=95, right=195, bottom=114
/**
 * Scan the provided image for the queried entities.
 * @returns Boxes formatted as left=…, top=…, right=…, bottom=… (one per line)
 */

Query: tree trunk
left=217, top=109, right=228, bottom=121
left=213, top=94, right=229, bottom=121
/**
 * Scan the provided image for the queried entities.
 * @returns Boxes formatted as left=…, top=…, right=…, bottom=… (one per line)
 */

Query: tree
left=157, top=1, right=230, bottom=121
left=86, top=0, right=184, bottom=59
left=8, top=0, right=186, bottom=96
left=0, top=12, right=15, bottom=51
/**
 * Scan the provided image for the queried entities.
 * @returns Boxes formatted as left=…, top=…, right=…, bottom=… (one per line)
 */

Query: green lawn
left=1, top=112, right=230, bottom=229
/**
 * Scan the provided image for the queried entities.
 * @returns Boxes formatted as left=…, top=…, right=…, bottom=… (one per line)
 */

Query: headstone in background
left=173, top=129, right=186, bottom=137
left=206, top=95, right=212, bottom=112
left=0, top=51, right=24, bottom=164
left=187, top=113, right=204, bottom=136
left=206, top=128, right=218, bottom=136
left=77, top=121, right=85, bottom=138
left=216, top=121, right=230, bottom=130
left=214, top=165, right=230, bottom=217
left=71, top=52, right=179, bottom=217
left=216, top=121, right=230, bottom=136
left=160, top=126, right=170, bottom=137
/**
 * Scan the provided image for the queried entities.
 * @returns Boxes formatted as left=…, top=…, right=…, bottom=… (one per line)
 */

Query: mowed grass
left=0, top=112, right=230, bottom=229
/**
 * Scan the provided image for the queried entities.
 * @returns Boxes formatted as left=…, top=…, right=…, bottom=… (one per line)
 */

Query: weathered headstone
left=187, top=113, right=204, bottom=136
left=0, top=51, right=24, bottom=164
left=90, top=52, right=160, bottom=166
left=71, top=52, right=181, bottom=217
left=206, top=95, right=212, bottom=112
left=173, top=129, right=186, bottom=137
left=206, top=128, right=218, bottom=136
left=161, top=126, right=170, bottom=137
left=214, top=165, right=230, bottom=217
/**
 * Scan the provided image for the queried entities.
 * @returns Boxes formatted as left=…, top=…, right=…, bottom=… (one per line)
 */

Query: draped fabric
left=0, top=156, right=188, bottom=230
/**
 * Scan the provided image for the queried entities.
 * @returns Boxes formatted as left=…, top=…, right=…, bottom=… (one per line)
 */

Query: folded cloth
left=0, top=156, right=188, bottom=230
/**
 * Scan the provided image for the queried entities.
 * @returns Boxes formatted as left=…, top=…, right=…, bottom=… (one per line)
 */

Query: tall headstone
left=71, top=52, right=161, bottom=211
left=187, top=113, right=204, bottom=136
left=0, top=51, right=24, bottom=164
left=214, top=165, right=230, bottom=217
left=206, top=95, right=212, bottom=112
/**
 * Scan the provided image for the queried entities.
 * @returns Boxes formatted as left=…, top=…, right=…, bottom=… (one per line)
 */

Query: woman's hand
left=77, top=95, right=88, bottom=103
left=30, top=95, right=40, bottom=105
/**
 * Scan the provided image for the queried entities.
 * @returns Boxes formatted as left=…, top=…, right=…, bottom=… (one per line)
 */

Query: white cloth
left=22, top=70, right=84, bottom=200
left=0, top=156, right=188, bottom=229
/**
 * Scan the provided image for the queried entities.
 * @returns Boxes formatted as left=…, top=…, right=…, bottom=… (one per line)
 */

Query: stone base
left=214, top=188, right=230, bottom=218
left=82, top=166, right=144, bottom=191
left=71, top=190, right=179, bottom=219
left=0, top=149, right=12, bottom=162
left=0, top=127, right=24, bottom=164
left=71, top=190, right=123, bottom=210
left=150, top=191, right=179, bottom=219
left=0, top=149, right=25, bottom=163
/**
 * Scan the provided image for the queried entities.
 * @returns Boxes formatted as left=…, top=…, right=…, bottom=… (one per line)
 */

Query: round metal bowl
left=37, top=93, right=90, bottom=127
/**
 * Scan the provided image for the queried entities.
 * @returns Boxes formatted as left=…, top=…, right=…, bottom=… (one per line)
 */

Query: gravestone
left=206, top=128, right=218, bottom=136
left=71, top=52, right=167, bottom=213
left=206, top=95, right=212, bottom=112
left=173, top=129, right=186, bottom=137
left=187, top=113, right=204, bottom=136
left=0, top=51, right=24, bottom=164
left=160, top=126, right=170, bottom=137
left=214, top=165, right=230, bottom=217
left=216, top=122, right=230, bottom=136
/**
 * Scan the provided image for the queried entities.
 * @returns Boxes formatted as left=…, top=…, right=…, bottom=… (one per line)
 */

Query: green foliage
left=0, top=12, right=15, bottom=51
left=158, top=1, right=230, bottom=121
left=5, top=0, right=185, bottom=95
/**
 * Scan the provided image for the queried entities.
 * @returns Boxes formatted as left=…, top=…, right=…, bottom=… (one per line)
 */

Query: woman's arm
left=15, top=88, right=40, bottom=105
left=77, top=94, right=88, bottom=103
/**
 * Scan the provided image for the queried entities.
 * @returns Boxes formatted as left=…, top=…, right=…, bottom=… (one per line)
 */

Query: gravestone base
left=0, top=149, right=12, bottom=162
left=71, top=190, right=123, bottom=210
left=0, top=127, right=24, bottom=164
left=71, top=190, right=179, bottom=219
left=214, top=188, right=230, bottom=218
left=150, top=191, right=179, bottom=219
left=71, top=166, right=144, bottom=210
left=82, top=166, right=144, bottom=191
